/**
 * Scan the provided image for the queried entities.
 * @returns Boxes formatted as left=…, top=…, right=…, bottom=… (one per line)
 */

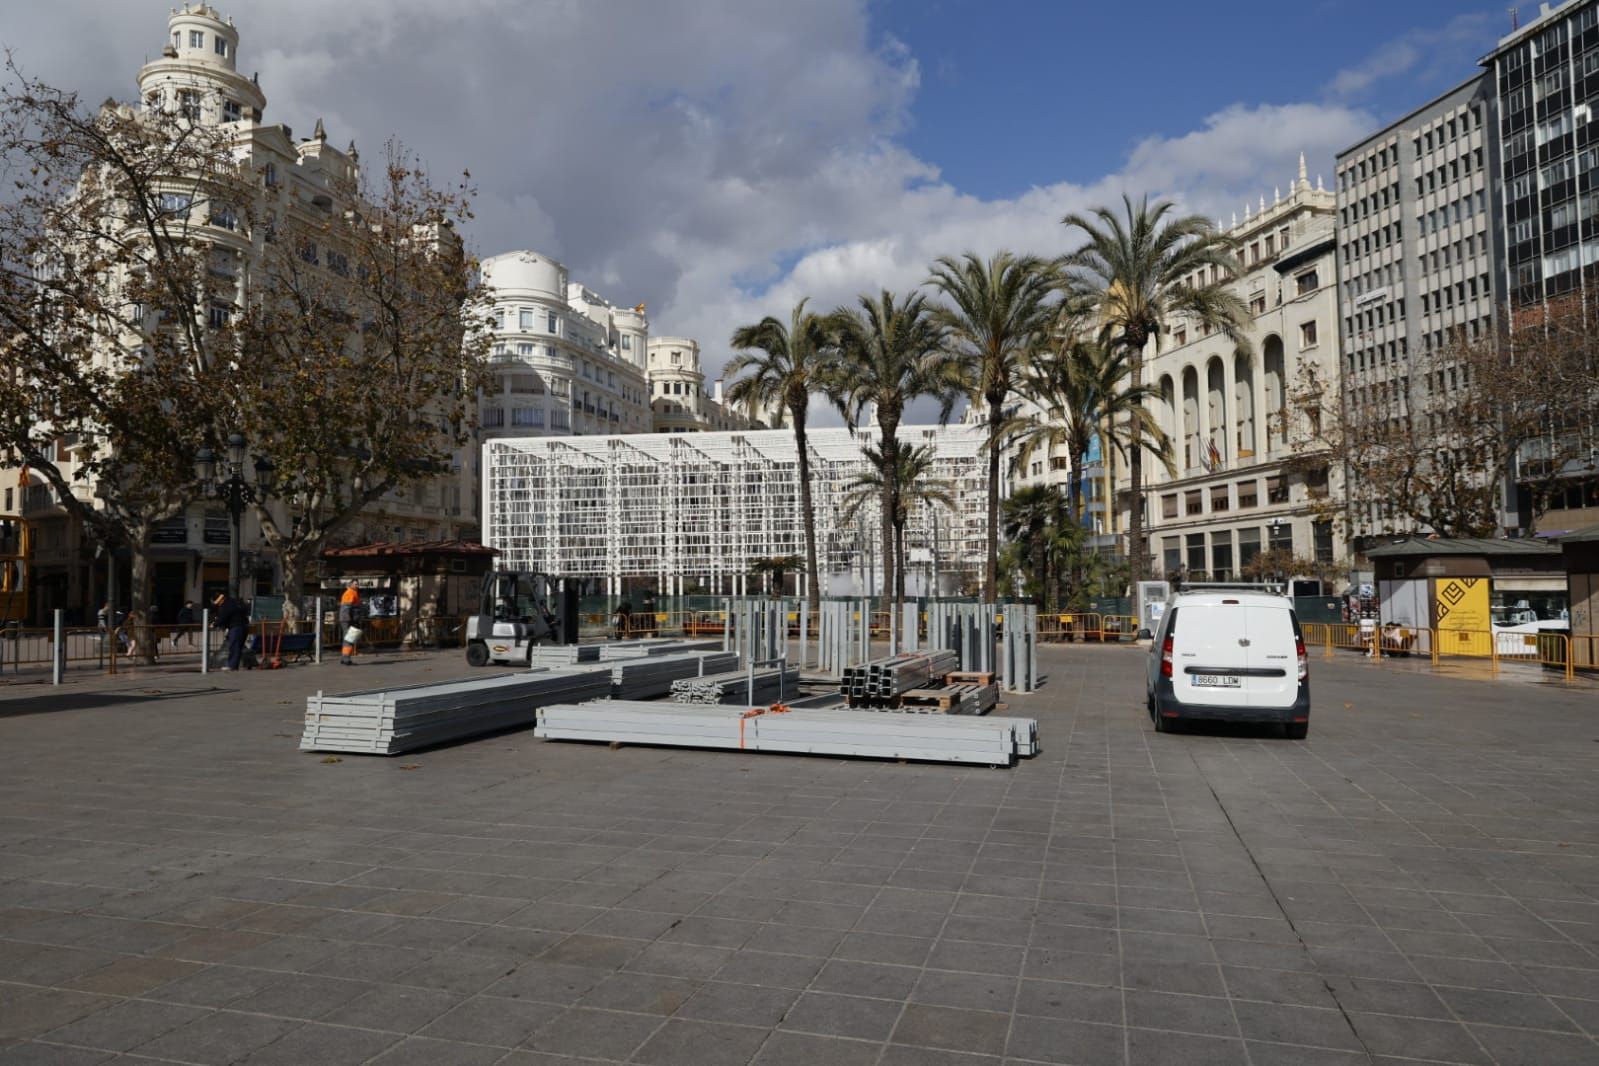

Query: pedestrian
left=173, top=600, right=195, bottom=649
left=122, top=607, right=142, bottom=659
left=97, top=601, right=111, bottom=644
left=212, top=591, right=249, bottom=671
left=612, top=600, right=631, bottom=641
left=338, top=579, right=363, bottom=665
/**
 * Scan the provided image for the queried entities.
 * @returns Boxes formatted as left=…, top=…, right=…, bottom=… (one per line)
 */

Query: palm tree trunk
left=793, top=411, right=822, bottom=607
left=1127, top=354, right=1145, bottom=587
left=1070, top=443, right=1088, bottom=604
left=895, top=518, right=906, bottom=607
left=984, top=399, right=1001, bottom=602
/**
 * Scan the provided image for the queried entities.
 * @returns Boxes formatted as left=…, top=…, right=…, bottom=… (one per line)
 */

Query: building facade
left=9, top=4, right=476, bottom=623
left=1110, top=168, right=1346, bottom=581
left=478, top=251, right=653, bottom=443
left=645, top=337, right=759, bottom=433
left=1334, top=74, right=1504, bottom=543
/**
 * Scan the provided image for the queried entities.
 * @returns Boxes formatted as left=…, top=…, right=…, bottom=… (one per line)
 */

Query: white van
left=1146, top=590, right=1311, bottom=739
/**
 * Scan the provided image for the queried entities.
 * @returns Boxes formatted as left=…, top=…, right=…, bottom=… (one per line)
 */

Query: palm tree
left=1004, top=331, right=1170, bottom=531
left=840, top=443, right=955, bottom=603
left=726, top=299, right=838, bottom=606
left=830, top=290, right=956, bottom=609
left=1061, top=195, right=1250, bottom=586
left=1002, top=484, right=1070, bottom=605
left=928, top=251, right=1056, bottom=603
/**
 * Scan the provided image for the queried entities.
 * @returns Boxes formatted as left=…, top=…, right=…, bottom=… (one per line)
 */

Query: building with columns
left=7, top=4, right=476, bottom=623
left=1113, top=163, right=1347, bottom=580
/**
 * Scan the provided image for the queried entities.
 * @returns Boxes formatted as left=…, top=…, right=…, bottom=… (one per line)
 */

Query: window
left=481, top=407, right=504, bottom=428
left=209, top=203, right=236, bottom=230
left=1313, top=520, right=1334, bottom=563
left=189, top=30, right=204, bottom=48
left=298, top=240, right=318, bottom=265
left=550, top=409, right=570, bottom=430
left=1184, top=489, right=1203, bottom=516
left=1162, top=493, right=1178, bottom=519
left=1300, top=320, right=1318, bottom=347
left=327, top=251, right=349, bottom=276
left=1210, top=486, right=1230, bottom=512
left=547, top=312, right=558, bottom=333
left=1210, top=531, right=1234, bottom=580
left=1269, top=522, right=1293, bottom=554
left=214, top=35, right=228, bottom=56
left=158, top=192, right=192, bottom=216
left=519, top=309, right=534, bottom=330
left=510, top=408, right=544, bottom=427
left=1249, top=294, right=1266, bottom=315
left=1305, top=466, right=1330, bottom=498
left=178, top=89, right=199, bottom=121
left=1173, top=328, right=1187, bottom=346
left=1266, top=475, right=1289, bottom=504
left=1238, top=527, right=1261, bottom=569
left=620, top=335, right=631, bottom=351
left=1296, top=270, right=1318, bottom=296
left=222, top=100, right=241, bottom=122
left=263, top=162, right=277, bottom=187
left=1186, top=533, right=1206, bottom=574
left=1237, top=480, right=1258, bottom=508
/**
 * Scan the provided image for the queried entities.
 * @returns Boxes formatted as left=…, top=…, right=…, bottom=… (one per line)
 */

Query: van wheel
left=1286, top=722, right=1309, bottom=740
left=466, top=642, right=489, bottom=667
left=1154, top=711, right=1172, bottom=733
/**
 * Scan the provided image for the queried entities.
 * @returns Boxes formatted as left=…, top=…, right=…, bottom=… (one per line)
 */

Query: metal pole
left=313, top=596, right=322, bottom=664
left=799, top=600, right=809, bottom=670
left=228, top=493, right=242, bottom=600
left=51, top=609, right=63, bottom=685
left=200, top=607, right=210, bottom=675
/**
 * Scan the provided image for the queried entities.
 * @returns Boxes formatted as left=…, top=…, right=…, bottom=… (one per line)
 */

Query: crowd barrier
left=1301, top=621, right=1580, bottom=682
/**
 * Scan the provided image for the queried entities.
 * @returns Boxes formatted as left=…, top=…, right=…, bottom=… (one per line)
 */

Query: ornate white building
left=10, top=4, right=477, bottom=621
left=646, top=337, right=758, bottom=433
left=1116, top=163, right=1347, bottom=580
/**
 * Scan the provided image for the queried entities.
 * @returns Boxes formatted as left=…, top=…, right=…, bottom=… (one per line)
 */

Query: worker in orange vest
left=339, top=580, right=363, bottom=665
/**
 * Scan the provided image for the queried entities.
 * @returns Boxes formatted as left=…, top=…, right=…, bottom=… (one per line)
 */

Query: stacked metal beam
left=670, top=664, right=801, bottom=706
left=527, top=644, right=603, bottom=666
left=600, top=639, right=725, bottom=660
left=841, top=649, right=959, bottom=706
left=535, top=700, right=1039, bottom=766
left=301, top=668, right=613, bottom=755
left=610, top=651, right=739, bottom=699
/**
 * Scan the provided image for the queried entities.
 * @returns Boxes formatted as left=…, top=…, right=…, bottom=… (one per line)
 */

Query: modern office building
left=1113, top=165, right=1346, bottom=579
left=1334, top=73, right=1504, bottom=541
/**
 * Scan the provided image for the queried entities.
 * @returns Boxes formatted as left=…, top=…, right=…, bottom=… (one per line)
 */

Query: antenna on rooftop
left=1509, top=6, right=1519, bottom=30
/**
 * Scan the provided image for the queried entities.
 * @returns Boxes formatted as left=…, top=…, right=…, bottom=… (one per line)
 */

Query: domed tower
left=137, top=4, right=265, bottom=126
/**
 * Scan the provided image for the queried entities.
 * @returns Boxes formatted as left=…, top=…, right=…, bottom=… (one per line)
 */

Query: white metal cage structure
left=483, top=426, right=990, bottom=596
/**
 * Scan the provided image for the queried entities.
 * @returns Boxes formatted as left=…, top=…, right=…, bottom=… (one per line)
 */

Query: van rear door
left=1245, top=605, right=1299, bottom=710
left=1172, top=602, right=1251, bottom=709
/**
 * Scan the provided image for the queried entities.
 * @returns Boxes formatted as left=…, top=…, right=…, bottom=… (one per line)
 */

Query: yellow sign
left=1435, top=576, right=1491, bottom=657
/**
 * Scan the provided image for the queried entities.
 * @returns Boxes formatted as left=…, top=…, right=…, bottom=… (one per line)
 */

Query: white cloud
left=3, top=3, right=1396, bottom=427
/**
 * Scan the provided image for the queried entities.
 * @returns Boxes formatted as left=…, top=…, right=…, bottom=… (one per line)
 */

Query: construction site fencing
left=1033, top=613, right=1139, bottom=643
left=1301, top=622, right=1579, bottom=682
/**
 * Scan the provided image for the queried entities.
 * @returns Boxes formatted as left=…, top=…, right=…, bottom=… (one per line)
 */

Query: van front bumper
left=1153, top=677, right=1310, bottom=723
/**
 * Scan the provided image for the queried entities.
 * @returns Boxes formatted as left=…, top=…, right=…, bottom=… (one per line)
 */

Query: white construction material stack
left=300, top=668, right=612, bottom=755
left=599, top=639, right=725, bottom=660
left=610, top=651, right=739, bottom=699
left=527, top=645, right=603, bottom=666
left=670, top=664, right=801, bottom=706
left=535, top=700, right=1038, bottom=766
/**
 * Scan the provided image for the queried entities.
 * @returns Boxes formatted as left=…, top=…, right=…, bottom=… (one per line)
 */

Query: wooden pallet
left=945, top=670, right=994, bottom=686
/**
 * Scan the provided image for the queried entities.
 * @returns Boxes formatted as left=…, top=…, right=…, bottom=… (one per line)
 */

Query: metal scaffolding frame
left=484, top=425, right=989, bottom=596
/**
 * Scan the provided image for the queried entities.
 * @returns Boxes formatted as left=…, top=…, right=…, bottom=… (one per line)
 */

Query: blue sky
left=878, top=0, right=1504, bottom=197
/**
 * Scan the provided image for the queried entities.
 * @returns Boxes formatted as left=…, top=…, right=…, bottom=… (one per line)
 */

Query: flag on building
left=1207, top=440, right=1222, bottom=470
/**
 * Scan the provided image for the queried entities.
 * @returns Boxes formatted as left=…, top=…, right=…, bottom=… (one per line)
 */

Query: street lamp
left=195, top=433, right=275, bottom=598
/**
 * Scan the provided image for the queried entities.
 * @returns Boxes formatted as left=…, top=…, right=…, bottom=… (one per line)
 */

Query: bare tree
left=230, top=145, right=490, bottom=619
left=0, top=65, right=240, bottom=654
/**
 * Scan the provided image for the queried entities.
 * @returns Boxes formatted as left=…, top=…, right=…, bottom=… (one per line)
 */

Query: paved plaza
left=2, top=644, right=1598, bottom=1065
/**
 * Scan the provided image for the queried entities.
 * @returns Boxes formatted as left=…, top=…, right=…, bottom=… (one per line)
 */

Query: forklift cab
left=466, top=571, right=578, bottom=666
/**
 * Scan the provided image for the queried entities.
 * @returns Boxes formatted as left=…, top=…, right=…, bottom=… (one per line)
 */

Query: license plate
left=1193, top=674, right=1241, bottom=688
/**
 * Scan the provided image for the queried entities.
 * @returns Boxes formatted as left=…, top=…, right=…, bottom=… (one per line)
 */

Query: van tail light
left=1296, top=638, right=1308, bottom=680
left=1160, top=636, right=1174, bottom=678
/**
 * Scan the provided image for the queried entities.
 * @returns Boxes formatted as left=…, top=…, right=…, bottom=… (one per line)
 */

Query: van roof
left=1169, top=591, right=1292, bottom=608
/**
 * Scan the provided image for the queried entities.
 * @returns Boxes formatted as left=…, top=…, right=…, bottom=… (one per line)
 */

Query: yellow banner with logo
left=1435, top=576, right=1491, bottom=657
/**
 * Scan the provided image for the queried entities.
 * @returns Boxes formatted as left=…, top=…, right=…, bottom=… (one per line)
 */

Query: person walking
left=212, top=592, right=249, bottom=671
left=612, top=601, right=632, bottom=641
left=339, top=580, right=363, bottom=665
left=172, top=600, right=195, bottom=649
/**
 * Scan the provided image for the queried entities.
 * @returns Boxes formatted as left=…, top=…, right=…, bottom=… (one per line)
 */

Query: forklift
left=464, top=570, right=580, bottom=666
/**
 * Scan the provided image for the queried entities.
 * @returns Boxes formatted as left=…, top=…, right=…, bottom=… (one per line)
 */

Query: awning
left=1494, top=576, right=1567, bottom=592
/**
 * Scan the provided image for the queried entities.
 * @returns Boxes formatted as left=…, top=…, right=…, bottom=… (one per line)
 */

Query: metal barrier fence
left=1035, top=613, right=1139, bottom=643
left=1300, top=622, right=1580, bottom=682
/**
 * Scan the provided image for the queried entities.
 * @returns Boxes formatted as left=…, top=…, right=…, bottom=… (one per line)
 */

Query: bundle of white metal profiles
left=842, top=649, right=960, bottom=705
left=301, top=668, right=612, bottom=755
left=527, top=644, right=603, bottom=666
left=610, top=651, right=739, bottom=699
left=535, top=701, right=1039, bottom=766
left=670, top=664, right=801, bottom=705
left=600, top=639, right=726, bottom=660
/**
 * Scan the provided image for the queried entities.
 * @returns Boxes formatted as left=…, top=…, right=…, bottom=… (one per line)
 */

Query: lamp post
left=195, top=433, right=275, bottom=599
